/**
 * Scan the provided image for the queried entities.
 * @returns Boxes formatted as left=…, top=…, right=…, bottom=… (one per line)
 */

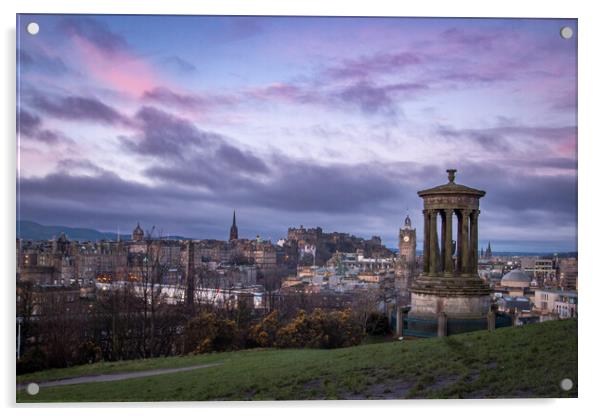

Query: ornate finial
left=447, top=169, right=457, bottom=183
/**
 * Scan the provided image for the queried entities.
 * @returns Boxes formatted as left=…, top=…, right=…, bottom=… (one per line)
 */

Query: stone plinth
left=410, top=290, right=491, bottom=318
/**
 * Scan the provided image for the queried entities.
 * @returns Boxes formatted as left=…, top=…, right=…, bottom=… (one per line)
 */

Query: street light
left=16, top=316, right=23, bottom=360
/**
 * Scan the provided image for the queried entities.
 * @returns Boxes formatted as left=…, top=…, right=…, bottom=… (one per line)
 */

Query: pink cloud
left=71, top=36, right=158, bottom=97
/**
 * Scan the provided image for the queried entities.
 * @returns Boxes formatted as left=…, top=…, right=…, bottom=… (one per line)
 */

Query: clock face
left=403, top=236, right=410, bottom=242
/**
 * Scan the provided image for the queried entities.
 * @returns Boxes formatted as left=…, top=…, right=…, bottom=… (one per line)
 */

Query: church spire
left=485, top=241, right=492, bottom=259
left=229, top=210, right=239, bottom=241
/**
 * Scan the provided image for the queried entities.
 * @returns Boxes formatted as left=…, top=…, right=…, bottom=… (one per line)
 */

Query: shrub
left=183, top=311, right=240, bottom=354
left=17, top=346, right=47, bottom=375
left=275, top=308, right=363, bottom=349
left=365, top=312, right=391, bottom=336
left=248, top=310, right=280, bottom=347
left=76, top=340, right=102, bottom=365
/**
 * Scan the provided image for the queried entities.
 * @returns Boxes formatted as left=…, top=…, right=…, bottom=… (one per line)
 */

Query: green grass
left=16, top=319, right=577, bottom=402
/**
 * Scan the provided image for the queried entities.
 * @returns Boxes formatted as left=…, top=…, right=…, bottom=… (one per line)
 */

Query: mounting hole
left=26, top=22, right=40, bottom=35
left=26, top=382, right=39, bottom=395
left=560, top=378, right=573, bottom=391
left=560, top=26, right=573, bottom=40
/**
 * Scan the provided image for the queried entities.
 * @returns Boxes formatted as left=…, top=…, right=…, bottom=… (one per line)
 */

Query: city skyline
left=17, top=15, right=577, bottom=252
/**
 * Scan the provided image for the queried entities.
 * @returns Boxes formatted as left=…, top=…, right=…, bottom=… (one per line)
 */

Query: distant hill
left=17, top=220, right=123, bottom=241
left=492, top=251, right=578, bottom=258
left=17, top=220, right=190, bottom=242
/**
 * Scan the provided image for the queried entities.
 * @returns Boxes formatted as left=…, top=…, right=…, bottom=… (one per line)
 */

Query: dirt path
left=18, top=363, right=222, bottom=390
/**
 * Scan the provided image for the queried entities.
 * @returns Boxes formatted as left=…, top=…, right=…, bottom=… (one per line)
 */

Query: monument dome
left=501, top=269, right=531, bottom=288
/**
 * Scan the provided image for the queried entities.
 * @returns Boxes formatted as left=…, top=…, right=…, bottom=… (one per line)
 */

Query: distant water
left=387, top=248, right=576, bottom=257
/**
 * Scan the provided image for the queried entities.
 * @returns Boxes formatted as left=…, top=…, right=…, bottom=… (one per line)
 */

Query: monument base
left=407, top=273, right=491, bottom=337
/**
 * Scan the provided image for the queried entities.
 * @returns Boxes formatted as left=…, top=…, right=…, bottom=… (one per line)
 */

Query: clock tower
left=395, top=214, right=417, bottom=303
left=399, top=215, right=416, bottom=269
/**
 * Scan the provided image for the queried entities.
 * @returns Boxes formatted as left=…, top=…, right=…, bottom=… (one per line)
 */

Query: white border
left=2, top=0, right=600, bottom=414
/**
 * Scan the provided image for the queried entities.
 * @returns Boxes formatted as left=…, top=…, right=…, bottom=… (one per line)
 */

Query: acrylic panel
left=16, top=14, right=577, bottom=402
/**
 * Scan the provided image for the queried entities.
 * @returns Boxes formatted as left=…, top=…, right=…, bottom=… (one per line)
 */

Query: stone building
left=287, top=225, right=323, bottom=244
left=522, top=257, right=557, bottom=286
left=533, top=288, right=577, bottom=318
left=408, top=169, right=491, bottom=337
left=132, top=222, right=144, bottom=242
left=558, top=258, right=578, bottom=290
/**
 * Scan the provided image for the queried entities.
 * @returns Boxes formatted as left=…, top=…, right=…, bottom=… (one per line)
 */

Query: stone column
left=470, top=210, right=479, bottom=275
left=396, top=306, right=403, bottom=337
left=487, top=310, right=496, bottom=332
left=440, top=211, right=446, bottom=274
left=456, top=210, right=463, bottom=273
left=423, top=209, right=430, bottom=275
left=429, top=210, right=439, bottom=275
left=437, top=312, right=447, bottom=337
left=444, top=209, right=453, bottom=276
left=461, top=209, right=470, bottom=275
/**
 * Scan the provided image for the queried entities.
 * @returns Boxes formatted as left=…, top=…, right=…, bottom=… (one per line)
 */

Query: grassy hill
left=17, top=319, right=577, bottom=402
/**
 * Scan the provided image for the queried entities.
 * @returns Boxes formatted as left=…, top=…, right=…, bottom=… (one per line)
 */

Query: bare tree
left=350, top=288, right=381, bottom=334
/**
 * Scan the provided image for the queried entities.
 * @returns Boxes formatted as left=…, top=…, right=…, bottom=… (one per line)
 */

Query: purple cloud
left=121, top=106, right=221, bottom=159
left=18, top=109, right=41, bottom=137
left=438, top=124, right=576, bottom=153
left=216, top=144, right=269, bottom=174
left=440, top=27, right=499, bottom=50
left=58, top=16, right=129, bottom=55
left=18, top=49, right=70, bottom=76
left=161, top=56, right=197, bottom=73
left=17, top=108, right=72, bottom=145
left=142, top=87, right=236, bottom=110
left=335, top=81, right=427, bottom=114
left=28, top=92, right=131, bottom=126
left=326, top=51, right=422, bottom=80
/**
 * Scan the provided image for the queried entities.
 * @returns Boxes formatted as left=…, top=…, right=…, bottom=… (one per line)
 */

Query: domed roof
left=501, top=269, right=531, bottom=287
left=418, top=169, right=486, bottom=198
left=132, top=222, right=144, bottom=241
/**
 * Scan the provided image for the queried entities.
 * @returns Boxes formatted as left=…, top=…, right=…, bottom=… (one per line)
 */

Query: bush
left=248, top=310, right=280, bottom=347
left=183, top=311, right=240, bottom=354
left=365, top=312, right=391, bottom=336
left=17, top=346, right=47, bottom=375
left=275, top=308, right=363, bottom=349
left=76, top=340, right=102, bottom=365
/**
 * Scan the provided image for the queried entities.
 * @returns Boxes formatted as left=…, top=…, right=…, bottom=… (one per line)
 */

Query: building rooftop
left=535, top=288, right=578, bottom=297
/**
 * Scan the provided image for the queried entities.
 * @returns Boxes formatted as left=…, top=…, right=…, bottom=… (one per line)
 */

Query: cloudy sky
left=16, top=15, right=577, bottom=252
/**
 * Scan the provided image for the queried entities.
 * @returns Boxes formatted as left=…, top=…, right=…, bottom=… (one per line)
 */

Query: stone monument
left=408, top=169, right=491, bottom=336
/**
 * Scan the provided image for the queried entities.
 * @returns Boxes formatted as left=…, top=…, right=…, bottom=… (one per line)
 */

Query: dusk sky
left=16, top=15, right=577, bottom=252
